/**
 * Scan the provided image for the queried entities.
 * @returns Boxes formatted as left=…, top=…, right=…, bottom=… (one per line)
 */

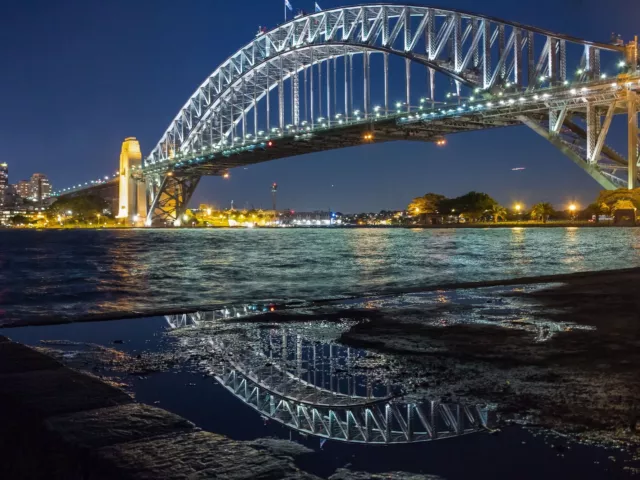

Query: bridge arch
left=139, top=4, right=636, bottom=226
left=147, top=4, right=622, bottom=165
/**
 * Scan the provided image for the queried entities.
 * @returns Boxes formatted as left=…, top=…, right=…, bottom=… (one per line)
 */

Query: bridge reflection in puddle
left=165, top=309, right=497, bottom=445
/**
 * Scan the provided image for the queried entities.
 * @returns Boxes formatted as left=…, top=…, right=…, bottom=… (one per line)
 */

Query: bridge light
left=611, top=82, right=618, bottom=88
left=486, top=102, right=493, bottom=107
left=533, top=95, right=539, bottom=100
left=581, top=87, right=588, bottom=93
left=563, top=80, right=569, bottom=85
left=600, top=73, right=607, bottom=79
left=474, top=88, right=481, bottom=93
left=542, top=93, right=550, bottom=99
left=539, top=76, right=546, bottom=82
left=570, top=88, right=577, bottom=94
left=470, top=96, right=475, bottom=101
left=576, top=69, right=584, bottom=75
left=619, top=61, right=627, bottom=68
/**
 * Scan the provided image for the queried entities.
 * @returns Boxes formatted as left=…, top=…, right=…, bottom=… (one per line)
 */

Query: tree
left=48, top=195, right=110, bottom=223
left=440, top=192, right=498, bottom=222
left=582, top=202, right=610, bottom=222
left=530, top=202, right=555, bottom=223
left=613, top=199, right=636, bottom=212
left=491, top=204, right=508, bottom=223
left=407, top=193, right=445, bottom=215
left=10, top=214, right=29, bottom=225
left=595, top=188, right=640, bottom=211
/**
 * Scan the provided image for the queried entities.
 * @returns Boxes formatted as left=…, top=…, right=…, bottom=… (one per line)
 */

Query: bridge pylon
left=116, top=137, right=146, bottom=225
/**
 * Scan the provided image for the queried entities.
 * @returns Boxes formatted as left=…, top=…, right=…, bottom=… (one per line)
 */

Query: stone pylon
left=116, top=137, right=147, bottom=225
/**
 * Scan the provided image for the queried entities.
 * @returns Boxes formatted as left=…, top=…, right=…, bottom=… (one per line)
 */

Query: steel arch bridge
left=53, top=4, right=640, bottom=226
left=165, top=312, right=495, bottom=444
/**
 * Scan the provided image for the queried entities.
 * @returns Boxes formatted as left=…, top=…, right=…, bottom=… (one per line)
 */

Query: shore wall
left=0, top=335, right=317, bottom=479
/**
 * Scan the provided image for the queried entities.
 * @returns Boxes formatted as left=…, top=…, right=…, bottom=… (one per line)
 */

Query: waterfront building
left=16, top=180, right=30, bottom=199
left=0, top=163, right=7, bottom=205
left=29, top=173, right=52, bottom=203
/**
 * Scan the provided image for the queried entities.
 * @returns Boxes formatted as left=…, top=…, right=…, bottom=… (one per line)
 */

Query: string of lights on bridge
left=52, top=60, right=635, bottom=198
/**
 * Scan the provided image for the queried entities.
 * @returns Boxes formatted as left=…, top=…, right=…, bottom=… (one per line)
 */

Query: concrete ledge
left=0, top=368, right=132, bottom=418
left=0, top=338, right=319, bottom=479
left=0, top=339, right=62, bottom=374
left=45, top=403, right=196, bottom=449
left=93, top=431, right=317, bottom=480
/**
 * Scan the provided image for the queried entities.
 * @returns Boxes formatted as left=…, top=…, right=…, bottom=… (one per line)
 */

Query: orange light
left=223, top=172, right=230, bottom=179
left=363, top=132, right=374, bottom=141
left=269, top=306, right=275, bottom=312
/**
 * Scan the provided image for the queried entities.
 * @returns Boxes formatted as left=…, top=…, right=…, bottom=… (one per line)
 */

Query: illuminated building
left=29, top=173, right=52, bottom=203
left=17, top=180, right=30, bottom=199
left=0, top=163, right=8, bottom=205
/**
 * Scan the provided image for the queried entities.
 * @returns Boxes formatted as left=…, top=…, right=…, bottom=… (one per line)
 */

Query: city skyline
left=2, top=0, right=638, bottom=212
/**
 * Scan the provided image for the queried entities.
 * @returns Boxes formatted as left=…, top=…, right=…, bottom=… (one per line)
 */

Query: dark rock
left=0, top=368, right=132, bottom=418
left=0, top=341, right=63, bottom=374
left=329, top=468, right=444, bottom=480
left=45, top=403, right=195, bottom=449
left=94, top=431, right=321, bottom=479
left=248, top=437, right=314, bottom=457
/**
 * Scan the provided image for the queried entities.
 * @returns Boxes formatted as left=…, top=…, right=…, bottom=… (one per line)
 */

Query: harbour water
left=4, top=227, right=640, bottom=477
left=2, top=227, right=640, bottom=325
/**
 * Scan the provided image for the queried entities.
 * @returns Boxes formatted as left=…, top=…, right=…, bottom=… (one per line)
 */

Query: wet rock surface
left=94, top=431, right=320, bottom=480
left=328, top=469, right=444, bottom=480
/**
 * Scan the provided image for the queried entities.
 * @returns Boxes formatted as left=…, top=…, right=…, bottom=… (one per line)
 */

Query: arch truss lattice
left=136, top=4, right=638, bottom=225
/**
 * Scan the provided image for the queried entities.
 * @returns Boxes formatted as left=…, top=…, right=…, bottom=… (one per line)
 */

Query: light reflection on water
left=167, top=313, right=496, bottom=445
left=2, top=227, right=640, bottom=324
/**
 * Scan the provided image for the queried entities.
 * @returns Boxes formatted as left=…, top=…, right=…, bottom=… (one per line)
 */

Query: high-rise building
left=29, top=173, right=52, bottom=204
left=0, top=163, right=8, bottom=205
left=16, top=180, right=30, bottom=199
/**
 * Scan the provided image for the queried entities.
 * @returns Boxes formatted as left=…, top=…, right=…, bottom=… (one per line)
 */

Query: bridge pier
left=628, top=89, right=638, bottom=189
left=116, top=137, right=147, bottom=226
left=145, top=174, right=200, bottom=227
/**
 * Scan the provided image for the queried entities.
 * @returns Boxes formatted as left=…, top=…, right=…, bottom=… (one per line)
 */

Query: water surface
left=2, top=227, right=639, bottom=324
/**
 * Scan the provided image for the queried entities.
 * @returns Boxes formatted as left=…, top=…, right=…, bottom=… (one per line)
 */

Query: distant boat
left=511, top=167, right=526, bottom=171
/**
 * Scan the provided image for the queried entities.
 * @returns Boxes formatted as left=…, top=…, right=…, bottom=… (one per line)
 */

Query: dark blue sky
left=1, top=0, right=637, bottom=212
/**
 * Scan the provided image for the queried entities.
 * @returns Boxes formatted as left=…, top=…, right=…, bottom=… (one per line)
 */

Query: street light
left=569, top=203, right=577, bottom=221
left=515, top=203, right=522, bottom=223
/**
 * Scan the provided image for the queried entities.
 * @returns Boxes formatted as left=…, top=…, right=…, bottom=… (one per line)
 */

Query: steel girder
left=145, top=4, right=624, bottom=165
left=215, top=364, right=491, bottom=444
left=143, top=78, right=640, bottom=191
left=146, top=174, right=200, bottom=226
left=165, top=313, right=496, bottom=444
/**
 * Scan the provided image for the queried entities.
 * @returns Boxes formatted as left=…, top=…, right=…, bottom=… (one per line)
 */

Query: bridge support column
left=518, top=115, right=617, bottom=190
left=116, top=137, right=146, bottom=226
left=628, top=89, right=638, bottom=189
left=145, top=174, right=200, bottom=227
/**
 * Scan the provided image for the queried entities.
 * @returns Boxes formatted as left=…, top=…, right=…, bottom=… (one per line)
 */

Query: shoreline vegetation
left=1, top=220, right=638, bottom=230
left=5, top=187, right=640, bottom=228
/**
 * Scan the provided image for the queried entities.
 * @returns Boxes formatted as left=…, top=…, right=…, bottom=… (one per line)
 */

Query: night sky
left=1, top=0, right=638, bottom=212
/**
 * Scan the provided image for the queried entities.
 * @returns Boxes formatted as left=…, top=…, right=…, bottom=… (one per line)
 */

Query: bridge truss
left=165, top=312, right=495, bottom=444
left=53, top=5, right=640, bottom=225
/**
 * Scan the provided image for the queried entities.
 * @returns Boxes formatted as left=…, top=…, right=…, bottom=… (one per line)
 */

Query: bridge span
left=165, top=309, right=496, bottom=444
left=54, top=4, right=640, bottom=226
